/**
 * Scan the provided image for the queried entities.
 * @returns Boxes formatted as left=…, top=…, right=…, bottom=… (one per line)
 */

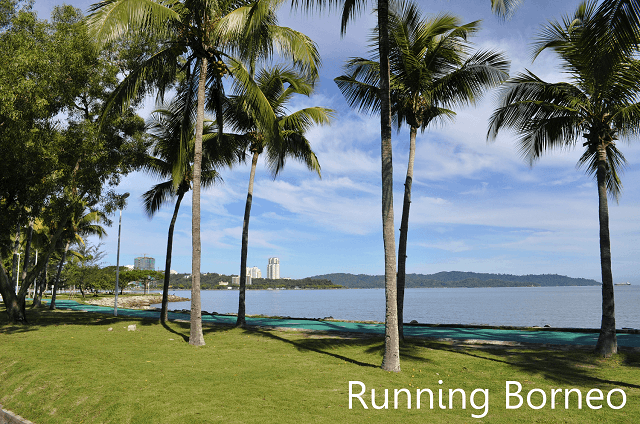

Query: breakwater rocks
left=82, top=294, right=188, bottom=309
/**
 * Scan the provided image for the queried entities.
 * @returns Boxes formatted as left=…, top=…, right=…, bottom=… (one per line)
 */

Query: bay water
left=153, top=285, right=640, bottom=329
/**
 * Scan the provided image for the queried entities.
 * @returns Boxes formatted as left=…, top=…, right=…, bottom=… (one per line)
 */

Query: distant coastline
left=310, top=271, right=601, bottom=289
left=165, top=271, right=601, bottom=290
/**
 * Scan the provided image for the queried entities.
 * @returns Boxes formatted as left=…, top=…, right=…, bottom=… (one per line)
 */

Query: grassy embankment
left=1, top=306, right=639, bottom=423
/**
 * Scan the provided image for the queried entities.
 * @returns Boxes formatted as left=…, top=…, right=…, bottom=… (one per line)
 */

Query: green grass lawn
left=1, top=307, right=639, bottom=423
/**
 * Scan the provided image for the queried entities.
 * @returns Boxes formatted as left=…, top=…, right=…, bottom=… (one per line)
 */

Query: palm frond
left=577, top=141, right=627, bottom=200
left=87, top=0, right=181, bottom=46
left=335, top=59, right=381, bottom=114
left=141, top=180, right=176, bottom=218
left=490, top=0, right=523, bottom=19
left=100, top=45, right=179, bottom=125
left=594, top=0, right=640, bottom=55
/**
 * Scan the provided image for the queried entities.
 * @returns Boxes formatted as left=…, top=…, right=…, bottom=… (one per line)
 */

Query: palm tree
left=223, top=61, right=332, bottom=327
left=142, top=98, right=245, bottom=324
left=88, top=0, right=320, bottom=345
left=49, top=208, right=108, bottom=310
left=336, top=2, right=509, bottom=339
left=293, top=0, right=521, bottom=372
left=487, top=0, right=640, bottom=357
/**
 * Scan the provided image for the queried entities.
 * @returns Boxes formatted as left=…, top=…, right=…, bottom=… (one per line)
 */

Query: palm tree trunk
left=50, top=242, right=70, bottom=310
left=397, top=126, right=417, bottom=341
left=379, top=0, right=400, bottom=373
left=237, top=149, right=260, bottom=328
left=189, top=56, right=207, bottom=347
left=594, top=144, right=617, bottom=357
left=161, top=191, right=185, bottom=324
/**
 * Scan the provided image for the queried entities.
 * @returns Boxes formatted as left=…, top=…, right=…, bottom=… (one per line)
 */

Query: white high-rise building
left=267, top=257, right=280, bottom=279
left=246, top=266, right=261, bottom=279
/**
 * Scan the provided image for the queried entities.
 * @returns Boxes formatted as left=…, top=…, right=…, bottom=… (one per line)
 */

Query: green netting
left=49, top=299, right=640, bottom=347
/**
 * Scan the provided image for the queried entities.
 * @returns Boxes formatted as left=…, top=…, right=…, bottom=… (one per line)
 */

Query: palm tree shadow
left=161, top=320, right=189, bottom=342
left=437, top=341, right=640, bottom=390
left=248, top=327, right=380, bottom=368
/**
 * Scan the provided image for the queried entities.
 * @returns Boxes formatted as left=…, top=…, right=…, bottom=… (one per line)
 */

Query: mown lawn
left=1, top=307, right=639, bottom=423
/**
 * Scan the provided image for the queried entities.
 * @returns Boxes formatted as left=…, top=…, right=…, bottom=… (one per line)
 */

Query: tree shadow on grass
left=244, top=327, right=436, bottom=368
left=426, top=339, right=640, bottom=390
left=247, top=327, right=380, bottom=368
left=0, top=305, right=234, bottom=341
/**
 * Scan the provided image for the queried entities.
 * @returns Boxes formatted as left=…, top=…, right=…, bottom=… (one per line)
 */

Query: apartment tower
left=267, top=257, right=280, bottom=279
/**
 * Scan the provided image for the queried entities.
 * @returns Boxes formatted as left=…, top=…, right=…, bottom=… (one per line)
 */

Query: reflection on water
left=152, top=285, right=640, bottom=329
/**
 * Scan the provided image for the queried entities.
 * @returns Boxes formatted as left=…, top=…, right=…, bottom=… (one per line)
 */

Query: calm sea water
left=152, top=285, right=640, bottom=329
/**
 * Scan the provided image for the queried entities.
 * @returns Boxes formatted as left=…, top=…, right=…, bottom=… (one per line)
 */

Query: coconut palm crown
left=336, top=0, right=509, bottom=340
left=487, top=0, right=640, bottom=357
left=223, top=61, right=332, bottom=328
left=142, top=96, right=246, bottom=323
left=88, top=0, right=321, bottom=345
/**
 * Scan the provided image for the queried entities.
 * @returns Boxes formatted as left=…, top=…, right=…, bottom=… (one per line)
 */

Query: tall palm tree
left=336, top=2, right=509, bottom=339
left=223, top=61, right=332, bottom=327
left=293, top=0, right=521, bottom=372
left=142, top=98, right=245, bottom=324
left=487, top=0, right=640, bottom=357
left=88, top=0, right=320, bottom=345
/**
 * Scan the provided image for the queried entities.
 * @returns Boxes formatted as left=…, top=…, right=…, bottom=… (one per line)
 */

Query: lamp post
left=16, top=252, right=21, bottom=295
left=114, top=192, right=130, bottom=317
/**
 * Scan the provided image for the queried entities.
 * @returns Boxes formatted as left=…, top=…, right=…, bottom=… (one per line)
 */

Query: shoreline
left=81, top=294, right=189, bottom=309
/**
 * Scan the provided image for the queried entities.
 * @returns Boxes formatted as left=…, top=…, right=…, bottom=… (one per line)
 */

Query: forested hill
left=310, top=272, right=600, bottom=288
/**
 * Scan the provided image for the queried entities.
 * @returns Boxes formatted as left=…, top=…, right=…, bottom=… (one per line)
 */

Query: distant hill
left=309, top=272, right=600, bottom=288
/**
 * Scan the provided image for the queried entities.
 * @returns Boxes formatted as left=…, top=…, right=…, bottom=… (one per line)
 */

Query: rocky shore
left=82, top=294, right=188, bottom=309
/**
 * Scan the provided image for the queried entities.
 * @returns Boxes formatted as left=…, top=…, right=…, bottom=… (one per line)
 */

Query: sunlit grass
left=1, top=307, right=639, bottom=423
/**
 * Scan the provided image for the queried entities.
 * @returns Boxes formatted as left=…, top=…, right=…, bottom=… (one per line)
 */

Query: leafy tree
left=488, top=0, right=640, bottom=357
left=0, top=5, right=146, bottom=322
left=223, top=62, right=332, bottom=327
left=118, top=269, right=164, bottom=293
left=62, top=242, right=108, bottom=297
left=336, top=1, right=509, bottom=339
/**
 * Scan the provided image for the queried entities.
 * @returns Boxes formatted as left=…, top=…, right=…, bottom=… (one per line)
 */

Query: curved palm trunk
left=50, top=242, right=70, bottom=310
left=379, top=0, right=401, bottom=373
left=161, top=191, right=185, bottom=324
left=237, top=150, right=260, bottom=328
left=189, top=57, right=207, bottom=347
left=595, top=145, right=617, bottom=357
left=397, top=126, right=417, bottom=341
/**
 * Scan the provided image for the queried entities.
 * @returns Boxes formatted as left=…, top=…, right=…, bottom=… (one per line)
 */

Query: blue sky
left=34, top=0, right=640, bottom=282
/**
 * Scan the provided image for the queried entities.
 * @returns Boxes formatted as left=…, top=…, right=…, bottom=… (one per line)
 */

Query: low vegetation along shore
left=1, top=307, right=639, bottom=423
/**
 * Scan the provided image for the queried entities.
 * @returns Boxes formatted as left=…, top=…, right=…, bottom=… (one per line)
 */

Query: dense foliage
left=0, top=1, right=148, bottom=321
left=168, top=273, right=340, bottom=290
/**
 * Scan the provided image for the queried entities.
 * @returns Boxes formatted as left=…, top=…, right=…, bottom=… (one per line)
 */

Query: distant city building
left=267, top=257, right=280, bottom=279
left=124, top=265, right=134, bottom=270
left=170, top=269, right=178, bottom=275
left=231, top=276, right=240, bottom=285
left=134, top=256, right=155, bottom=271
left=246, top=266, right=261, bottom=279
